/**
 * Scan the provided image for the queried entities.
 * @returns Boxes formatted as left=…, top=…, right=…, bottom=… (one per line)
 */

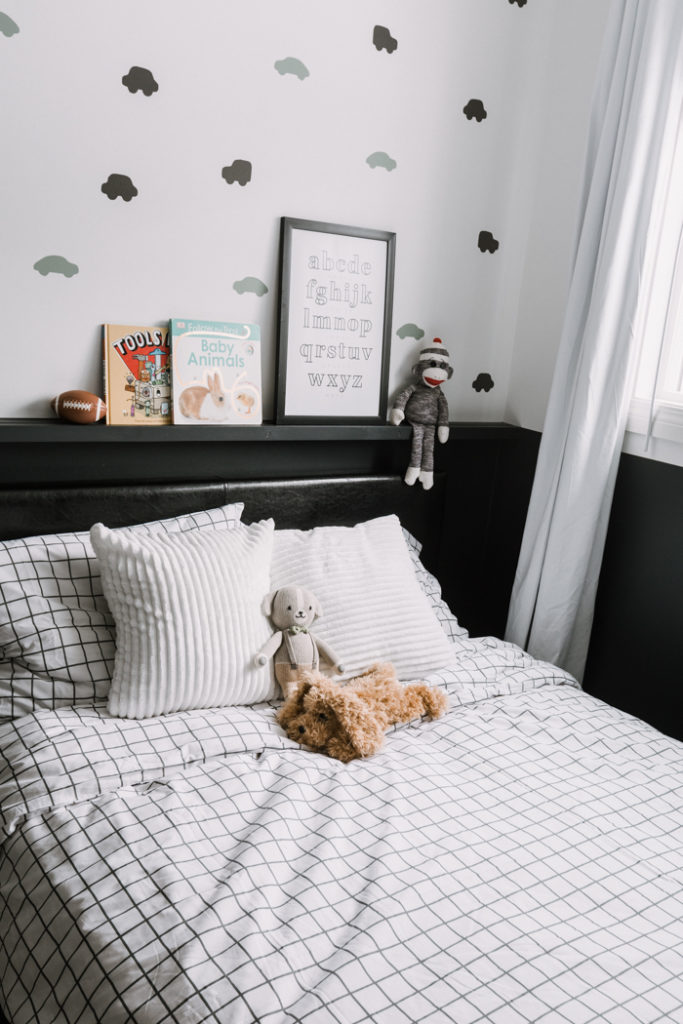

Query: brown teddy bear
left=277, top=662, right=449, bottom=762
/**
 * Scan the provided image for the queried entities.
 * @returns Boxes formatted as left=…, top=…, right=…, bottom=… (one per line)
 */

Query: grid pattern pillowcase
left=270, top=515, right=457, bottom=682
left=0, top=503, right=244, bottom=720
left=401, top=528, right=469, bottom=642
left=90, top=518, right=277, bottom=718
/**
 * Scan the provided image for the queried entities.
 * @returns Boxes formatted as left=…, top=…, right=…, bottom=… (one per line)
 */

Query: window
left=653, top=245, right=683, bottom=406
left=627, top=104, right=683, bottom=460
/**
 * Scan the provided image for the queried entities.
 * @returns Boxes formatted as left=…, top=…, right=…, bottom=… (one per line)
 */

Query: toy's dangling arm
left=310, top=632, right=345, bottom=674
left=437, top=389, right=450, bottom=443
left=389, top=383, right=417, bottom=426
left=254, top=631, right=283, bottom=667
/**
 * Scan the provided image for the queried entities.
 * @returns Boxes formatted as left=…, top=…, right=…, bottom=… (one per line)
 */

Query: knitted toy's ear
left=260, top=589, right=278, bottom=616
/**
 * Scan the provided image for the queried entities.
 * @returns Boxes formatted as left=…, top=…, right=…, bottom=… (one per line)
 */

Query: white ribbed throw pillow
left=270, top=515, right=456, bottom=681
left=91, top=519, right=276, bottom=717
left=0, top=502, right=244, bottom=720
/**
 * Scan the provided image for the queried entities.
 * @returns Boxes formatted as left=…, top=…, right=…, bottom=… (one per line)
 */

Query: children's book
left=170, top=319, right=262, bottom=425
left=102, top=324, right=172, bottom=426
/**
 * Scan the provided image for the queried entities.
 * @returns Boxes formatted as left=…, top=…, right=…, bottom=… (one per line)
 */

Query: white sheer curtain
left=505, top=0, right=683, bottom=681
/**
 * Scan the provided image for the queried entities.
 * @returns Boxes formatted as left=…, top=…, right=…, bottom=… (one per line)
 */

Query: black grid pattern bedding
left=402, top=528, right=469, bottom=644
left=2, top=640, right=682, bottom=1024
left=0, top=505, right=242, bottom=720
left=0, top=530, right=116, bottom=715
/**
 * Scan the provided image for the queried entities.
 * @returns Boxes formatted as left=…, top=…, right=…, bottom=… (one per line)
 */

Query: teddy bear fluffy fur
left=277, top=661, right=449, bottom=763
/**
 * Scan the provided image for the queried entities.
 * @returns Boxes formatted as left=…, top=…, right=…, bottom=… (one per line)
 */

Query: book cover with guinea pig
left=170, top=319, right=262, bottom=425
left=102, top=324, right=172, bottom=426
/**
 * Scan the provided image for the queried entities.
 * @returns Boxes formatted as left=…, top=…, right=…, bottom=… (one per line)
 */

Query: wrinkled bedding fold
left=2, top=637, right=683, bottom=1024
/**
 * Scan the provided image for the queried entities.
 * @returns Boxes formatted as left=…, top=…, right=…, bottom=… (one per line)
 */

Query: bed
left=1, top=475, right=682, bottom=1024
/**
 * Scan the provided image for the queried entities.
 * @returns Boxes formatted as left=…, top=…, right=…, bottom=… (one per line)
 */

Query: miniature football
left=51, top=390, right=106, bottom=424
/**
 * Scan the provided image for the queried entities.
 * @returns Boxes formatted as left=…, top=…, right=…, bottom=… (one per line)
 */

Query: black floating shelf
left=0, top=419, right=522, bottom=444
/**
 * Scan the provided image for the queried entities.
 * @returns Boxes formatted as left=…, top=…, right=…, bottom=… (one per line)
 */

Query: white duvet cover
left=1, top=637, right=682, bottom=1024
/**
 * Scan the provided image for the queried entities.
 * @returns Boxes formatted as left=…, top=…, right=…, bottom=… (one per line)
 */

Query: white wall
left=0, top=0, right=609, bottom=422
left=505, top=0, right=612, bottom=431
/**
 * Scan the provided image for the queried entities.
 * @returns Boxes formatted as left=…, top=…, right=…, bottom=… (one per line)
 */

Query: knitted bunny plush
left=254, top=585, right=345, bottom=698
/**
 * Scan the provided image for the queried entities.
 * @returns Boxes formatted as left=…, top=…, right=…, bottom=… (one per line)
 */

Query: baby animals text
left=187, top=338, right=245, bottom=369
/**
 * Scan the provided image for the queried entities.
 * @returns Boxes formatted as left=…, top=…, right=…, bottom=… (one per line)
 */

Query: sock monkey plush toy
left=389, top=337, right=452, bottom=490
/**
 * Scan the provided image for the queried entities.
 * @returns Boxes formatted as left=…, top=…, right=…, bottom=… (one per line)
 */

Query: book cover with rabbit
left=102, top=324, right=172, bottom=426
left=170, top=319, right=262, bottom=425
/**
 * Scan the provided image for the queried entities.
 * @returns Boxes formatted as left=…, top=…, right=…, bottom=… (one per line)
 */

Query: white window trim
left=625, top=398, right=683, bottom=466
left=626, top=119, right=683, bottom=466
left=628, top=397, right=683, bottom=441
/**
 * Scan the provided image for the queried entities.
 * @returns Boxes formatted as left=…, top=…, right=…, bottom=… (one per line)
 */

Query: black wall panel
left=584, top=453, right=683, bottom=740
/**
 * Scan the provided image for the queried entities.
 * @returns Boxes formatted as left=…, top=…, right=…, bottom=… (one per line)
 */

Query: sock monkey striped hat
left=417, top=337, right=450, bottom=361
left=414, top=337, right=453, bottom=376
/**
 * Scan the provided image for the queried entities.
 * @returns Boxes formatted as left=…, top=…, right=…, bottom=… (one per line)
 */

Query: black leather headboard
left=0, top=475, right=446, bottom=573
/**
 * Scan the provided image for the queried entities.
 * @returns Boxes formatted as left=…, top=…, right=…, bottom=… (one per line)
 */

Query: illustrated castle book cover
left=102, top=324, right=171, bottom=426
left=170, top=319, right=262, bottom=425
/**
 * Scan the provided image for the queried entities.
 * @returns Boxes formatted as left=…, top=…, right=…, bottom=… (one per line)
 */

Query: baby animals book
left=102, top=324, right=172, bottom=426
left=170, top=319, right=262, bottom=425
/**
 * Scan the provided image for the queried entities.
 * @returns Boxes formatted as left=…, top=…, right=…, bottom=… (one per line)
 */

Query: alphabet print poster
left=276, top=219, right=395, bottom=423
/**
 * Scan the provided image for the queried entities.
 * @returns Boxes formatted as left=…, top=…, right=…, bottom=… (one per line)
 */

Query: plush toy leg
left=420, top=426, right=435, bottom=470
left=405, top=424, right=426, bottom=485
left=417, top=426, right=436, bottom=488
left=275, top=662, right=313, bottom=699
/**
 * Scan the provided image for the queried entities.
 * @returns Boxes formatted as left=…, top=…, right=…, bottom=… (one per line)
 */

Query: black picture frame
left=275, top=217, right=396, bottom=424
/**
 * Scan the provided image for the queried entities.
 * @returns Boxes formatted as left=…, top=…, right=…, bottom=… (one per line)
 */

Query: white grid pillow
left=270, top=515, right=457, bottom=682
left=0, top=503, right=244, bottom=720
left=401, top=528, right=469, bottom=642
